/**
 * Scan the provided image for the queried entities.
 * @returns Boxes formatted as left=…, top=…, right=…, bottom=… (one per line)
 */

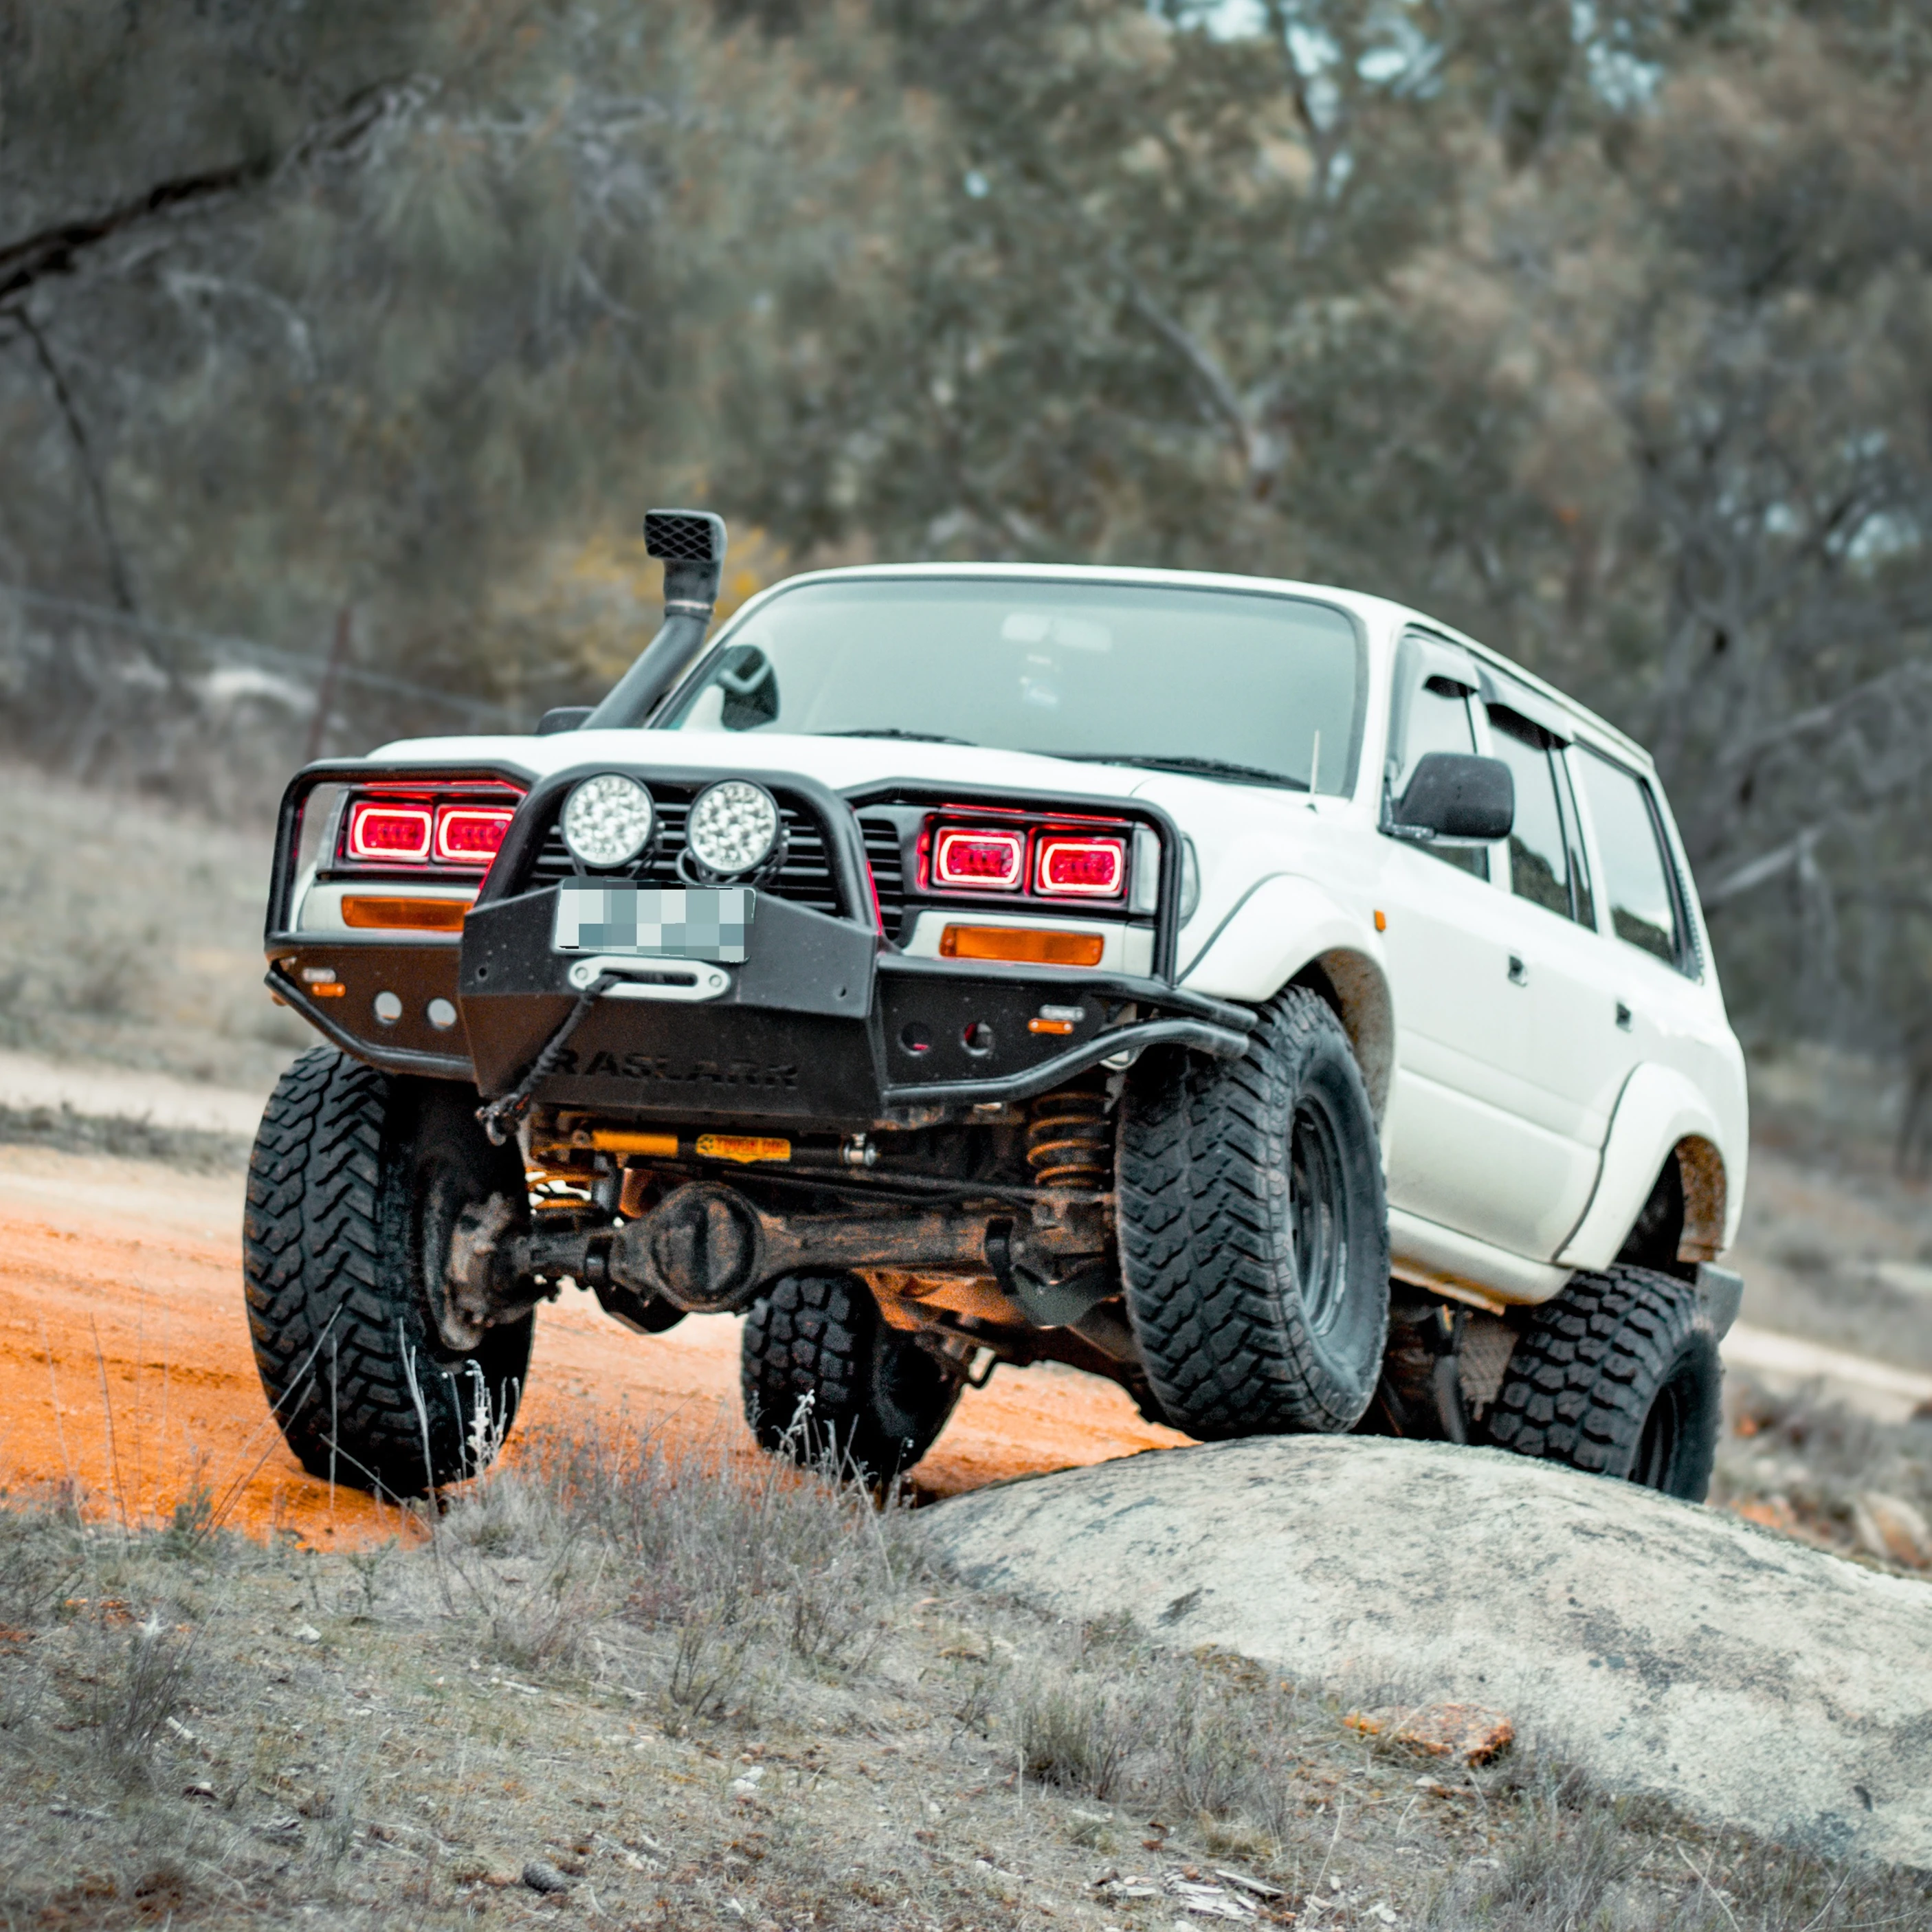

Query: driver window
left=1488, top=709, right=1587, bottom=924
left=1395, top=671, right=1489, bottom=881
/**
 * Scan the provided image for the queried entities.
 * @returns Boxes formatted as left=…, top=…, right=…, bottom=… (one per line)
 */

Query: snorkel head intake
left=575, top=509, right=729, bottom=731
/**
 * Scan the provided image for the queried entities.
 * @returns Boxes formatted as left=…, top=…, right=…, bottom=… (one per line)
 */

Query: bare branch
left=1716, top=658, right=1932, bottom=775
left=1108, top=253, right=1279, bottom=492
left=10, top=312, right=137, bottom=612
left=0, top=159, right=270, bottom=308
left=1701, top=828, right=1823, bottom=909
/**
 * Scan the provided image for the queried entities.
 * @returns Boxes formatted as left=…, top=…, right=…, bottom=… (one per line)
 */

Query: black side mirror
left=537, top=706, right=592, bottom=735
left=715, top=644, right=779, bottom=730
left=1392, top=752, right=1514, bottom=841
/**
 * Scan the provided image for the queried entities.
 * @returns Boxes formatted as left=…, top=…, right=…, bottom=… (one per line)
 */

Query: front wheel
left=242, top=1047, right=535, bottom=1497
left=1484, top=1265, right=1721, bottom=1501
left=1117, top=987, right=1390, bottom=1439
left=741, top=1272, right=962, bottom=1482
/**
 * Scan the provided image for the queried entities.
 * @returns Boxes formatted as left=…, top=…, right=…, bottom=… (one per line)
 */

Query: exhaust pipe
left=580, top=509, right=729, bottom=730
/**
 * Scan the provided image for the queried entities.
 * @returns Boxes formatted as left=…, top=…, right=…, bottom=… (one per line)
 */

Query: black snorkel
left=575, top=509, right=729, bottom=731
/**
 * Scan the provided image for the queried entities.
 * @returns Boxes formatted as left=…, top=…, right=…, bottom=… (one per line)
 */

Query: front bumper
left=269, top=898, right=1248, bottom=1124
left=264, top=755, right=1253, bottom=1125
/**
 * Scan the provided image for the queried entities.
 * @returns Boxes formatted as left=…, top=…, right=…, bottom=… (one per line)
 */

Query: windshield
left=659, top=577, right=1366, bottom=794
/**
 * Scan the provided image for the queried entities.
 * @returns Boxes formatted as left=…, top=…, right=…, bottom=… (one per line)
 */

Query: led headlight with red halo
left=434, top=803, right=516, bottom=867
left=1035, top=834, right=1126, bottom=898
left=684, top=779, right=784, bottom=880
left=933, top=826, right=1026, bottom=891
left=347, top=799, right=433, bottom=863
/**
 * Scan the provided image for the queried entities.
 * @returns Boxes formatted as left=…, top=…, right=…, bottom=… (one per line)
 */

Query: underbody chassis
left=265, top=755, right=1256, bottom=1412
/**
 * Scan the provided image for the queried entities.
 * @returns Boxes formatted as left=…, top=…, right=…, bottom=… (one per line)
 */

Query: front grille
left=859, top=813, right=907, bottom=941
left=522, top=786, right=845, bottom=917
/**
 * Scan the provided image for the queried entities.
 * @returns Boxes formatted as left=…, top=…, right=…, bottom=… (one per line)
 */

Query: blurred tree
left=715, top=0, right=1932, bottom=1049
left=3, top=0, right=1931, bottom=1056
left=0, top=1, right=887, bottom=717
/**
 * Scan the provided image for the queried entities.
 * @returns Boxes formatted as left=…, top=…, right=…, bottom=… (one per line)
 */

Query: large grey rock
left=926, top=1436, right=1932, bottom=1866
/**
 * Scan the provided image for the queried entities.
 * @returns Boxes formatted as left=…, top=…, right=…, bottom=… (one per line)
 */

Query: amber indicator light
left=1028, top=1017, right=1076, bottom=1035
left=939, top=924, right=1106, bottom=968
left=342, top=895, right=469, bottom=931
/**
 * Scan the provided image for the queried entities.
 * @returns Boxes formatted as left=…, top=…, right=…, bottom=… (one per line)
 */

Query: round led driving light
left=685, top=780, right=781, bottom=879
left=561, top=773, right=654, bottom=869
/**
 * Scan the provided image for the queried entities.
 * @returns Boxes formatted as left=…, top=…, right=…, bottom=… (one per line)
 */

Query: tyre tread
left=1485, top=1263, right=1720, bottom=1497
left=1117, top=989, right=1388, bottom=1439
left=742, top=1272, right=957, bottom=1479
left=241, top=1047, right=529, bottom=1495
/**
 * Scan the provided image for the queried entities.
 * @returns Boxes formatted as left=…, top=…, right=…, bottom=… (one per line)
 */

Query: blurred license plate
left=552, top=885, right=754, bottom=964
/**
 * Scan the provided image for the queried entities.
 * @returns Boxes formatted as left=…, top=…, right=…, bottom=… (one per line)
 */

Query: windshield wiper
left=1047, top=752, right=1309, bottom=791
left=826, top=728, right=979, bottom=745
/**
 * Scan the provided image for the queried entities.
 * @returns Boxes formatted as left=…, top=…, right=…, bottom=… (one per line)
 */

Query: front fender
left=1180, top=874, right=1394, bottom=1124
left=1557, top=1062, right=1737, bottom=1270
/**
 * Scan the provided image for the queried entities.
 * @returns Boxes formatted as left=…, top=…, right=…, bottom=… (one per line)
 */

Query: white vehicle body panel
left=356, top=562, right=1747, bottom=1306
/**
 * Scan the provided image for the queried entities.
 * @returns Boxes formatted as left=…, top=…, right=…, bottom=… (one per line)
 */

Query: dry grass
left=0, top=759, right=302, bottom=1092
left=1, top=1426, right=1925, bottom=1932
left=0, top=1100, right=251, bottom=1172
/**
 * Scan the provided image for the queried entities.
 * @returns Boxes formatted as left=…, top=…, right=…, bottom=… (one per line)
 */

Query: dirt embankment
left=0, top=1143, right=1188, bottom=1548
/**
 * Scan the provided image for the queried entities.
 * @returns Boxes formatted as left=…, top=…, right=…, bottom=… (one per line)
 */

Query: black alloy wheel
left=1290, top=1096, right=1350, bottom=1343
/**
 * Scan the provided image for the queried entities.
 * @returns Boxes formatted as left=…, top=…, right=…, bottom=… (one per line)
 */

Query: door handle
left=1616, top=1001, right=1633, bottom=1031
left=1507, top=955, right=1528, bottom=986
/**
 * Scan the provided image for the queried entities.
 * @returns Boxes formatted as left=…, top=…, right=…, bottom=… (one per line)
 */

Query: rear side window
left=1574, top=748, right=1689, bottom=971
left=1489, top=709, right=1588, bottom=924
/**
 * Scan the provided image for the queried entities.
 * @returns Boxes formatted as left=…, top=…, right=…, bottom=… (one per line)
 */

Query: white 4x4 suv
left=246, top=512, right=1746, bottom=1504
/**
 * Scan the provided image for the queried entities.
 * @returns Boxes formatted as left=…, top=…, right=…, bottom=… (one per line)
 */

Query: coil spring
left=1025, top=1088, right=1110, bottom=1190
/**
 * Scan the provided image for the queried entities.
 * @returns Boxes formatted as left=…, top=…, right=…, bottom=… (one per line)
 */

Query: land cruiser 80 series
left=245, top=511, right=1746, bottom=1502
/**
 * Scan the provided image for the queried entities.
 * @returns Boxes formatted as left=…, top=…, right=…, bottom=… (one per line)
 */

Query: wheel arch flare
left=1178, top=872, right=1394, bottom=1128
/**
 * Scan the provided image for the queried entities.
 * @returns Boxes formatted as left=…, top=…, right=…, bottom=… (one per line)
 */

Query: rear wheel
left=1117, top=987, right=1389, bottom=1439
left=1484, top=1265, right=1720, bottom=1501
left=740, top=1272, right=962, bottom=1481
left=243, top=1047, right=534, bottom=1497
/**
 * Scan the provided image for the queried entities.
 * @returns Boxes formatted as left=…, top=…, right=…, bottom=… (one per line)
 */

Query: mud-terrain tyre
left=1118, top=987, right=1389, bottom=1439
left=741, top=1272, right=962, bottom=1481
left=243, top=1047, right=534, bottom=1497
left=1484, top=1265, right=1721, bottom=1500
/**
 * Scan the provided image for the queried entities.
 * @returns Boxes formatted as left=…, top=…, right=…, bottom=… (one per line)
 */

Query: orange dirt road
left=0, top=1144, right=1188, bottom=1548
